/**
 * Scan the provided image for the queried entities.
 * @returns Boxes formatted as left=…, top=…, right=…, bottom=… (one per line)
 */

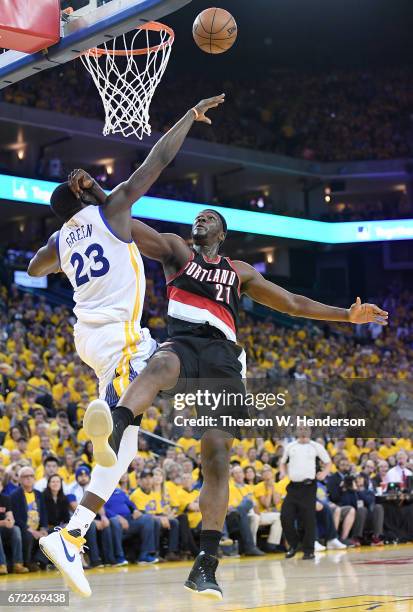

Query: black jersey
left=166, top=249, right=241, bottom=341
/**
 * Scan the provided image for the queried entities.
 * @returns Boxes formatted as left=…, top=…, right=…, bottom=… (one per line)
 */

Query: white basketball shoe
left=39, top=528, right=91, bottom=598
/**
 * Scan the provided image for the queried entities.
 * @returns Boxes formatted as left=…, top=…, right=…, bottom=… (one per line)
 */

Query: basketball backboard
left=0, top=0, right=192, bottom=89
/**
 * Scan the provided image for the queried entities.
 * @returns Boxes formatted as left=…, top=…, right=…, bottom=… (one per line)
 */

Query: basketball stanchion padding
left=81, top=21, right=174, bottom=140
left=0, top=0, right=60, bottom=53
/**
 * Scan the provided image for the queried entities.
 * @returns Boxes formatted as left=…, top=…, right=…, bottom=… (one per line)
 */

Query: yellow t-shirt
left=177, top=437, right=201, bottom=454
left=0, top=415, right=10, bottom=434
left=240, top=439, right=255, bottom=453
left=378, top=445, right=397, bottom=460
left=396, top=438, right=412, bottom=451
left=254, top=478, right=288, bottom=512
left=137, top=450, right=155, bottom=461
left=130, top=488, right=165, bottom=514
left=0, top=452, right=10, bottom=467
left=274, top=477, right=290, bottom=509
left=228, top=482, right=253, bottom=509
left=24, top=491, right=40, bottom=530
left=241, top=459, right=264, bottom=472
left=77, top=428, right=89, bottom=444
left=27, top=435, right=41, bottom=452
left=263, top=440, right=278, bottom=455
left=165, top=481, right=182, bottom=512
left=254, top=482, right=276, bottom=513
left=35, top=465, right=44, bottom=480
left=29, top=448, right=43, bottom=468
left=28, top=376, right=51, bottom=392
left=178, top=488, right=202, bottom=529
left=58, top=466, right=75, bottom=485
left=140, top=417, right=158, bottom=433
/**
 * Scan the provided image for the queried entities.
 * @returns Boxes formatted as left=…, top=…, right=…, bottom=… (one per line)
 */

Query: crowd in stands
left=321, top=194, right=411, bottom=223
left=0, top=278, right=413, bottom=572
left=1, top=63, right=412, bottom=162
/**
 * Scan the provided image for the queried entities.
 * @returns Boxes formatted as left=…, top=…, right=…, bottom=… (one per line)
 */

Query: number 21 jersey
left=166, top=250, right=241, bottom=342
left=57, top=205, right=145, bottom=326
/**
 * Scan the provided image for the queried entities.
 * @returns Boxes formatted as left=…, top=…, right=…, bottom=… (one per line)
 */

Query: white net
left=80, top=22, right=174, bottom=139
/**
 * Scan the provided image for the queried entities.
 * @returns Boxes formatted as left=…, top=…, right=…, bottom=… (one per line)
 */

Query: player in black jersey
left=69, top=172, right=388, bottom=600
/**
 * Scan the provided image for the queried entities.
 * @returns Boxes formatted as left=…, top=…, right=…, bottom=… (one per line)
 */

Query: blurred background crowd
left=0, top=277, right=412, bottom=573
left=1, top=65, right=412, bottom=163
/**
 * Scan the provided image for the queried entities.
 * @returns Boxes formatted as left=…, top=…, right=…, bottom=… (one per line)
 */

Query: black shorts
left=155, top=332, right=248, bottom=435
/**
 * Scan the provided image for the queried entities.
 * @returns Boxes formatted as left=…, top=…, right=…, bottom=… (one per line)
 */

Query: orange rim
left=84, top=21, right=174, bottom=57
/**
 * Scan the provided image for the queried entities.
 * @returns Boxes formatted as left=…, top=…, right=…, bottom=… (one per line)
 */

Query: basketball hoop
left=81, top=22, right=174, bottom=139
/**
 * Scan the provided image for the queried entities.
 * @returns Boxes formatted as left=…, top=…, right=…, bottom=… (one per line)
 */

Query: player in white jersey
left=27, top=94, right=225, bottom=596
left=59, top=203, right=154, bottom=408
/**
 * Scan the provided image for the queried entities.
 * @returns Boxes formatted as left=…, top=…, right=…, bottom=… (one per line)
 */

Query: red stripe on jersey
left=167, top=286, right=236, bottom=333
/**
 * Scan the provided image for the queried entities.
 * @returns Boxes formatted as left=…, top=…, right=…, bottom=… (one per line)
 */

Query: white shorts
left=74, top=321, right=157, bottom=406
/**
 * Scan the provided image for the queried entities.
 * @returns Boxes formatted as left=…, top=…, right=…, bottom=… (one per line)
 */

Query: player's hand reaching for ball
left=348, top=297, right=388, bottom=325
left=192, top=93, right=225, bottom=125
left=68, top=168, right=95, bottom=199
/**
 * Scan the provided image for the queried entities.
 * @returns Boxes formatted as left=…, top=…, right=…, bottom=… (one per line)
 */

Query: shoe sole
left=39, top=539, right=91, bottom=599
left=184, top=585, right=223, bottom=601
left=83, top=400, right=116, bottom=468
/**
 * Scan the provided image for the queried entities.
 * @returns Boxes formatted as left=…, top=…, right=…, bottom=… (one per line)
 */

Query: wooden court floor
left=1, top=545, right=413, bottom=611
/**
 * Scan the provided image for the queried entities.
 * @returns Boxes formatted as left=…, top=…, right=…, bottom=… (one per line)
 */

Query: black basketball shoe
left=184, top=552, right=223, bottom=600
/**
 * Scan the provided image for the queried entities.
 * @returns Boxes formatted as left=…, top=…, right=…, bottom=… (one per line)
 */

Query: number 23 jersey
left=57, top=205, right=145, bottom=326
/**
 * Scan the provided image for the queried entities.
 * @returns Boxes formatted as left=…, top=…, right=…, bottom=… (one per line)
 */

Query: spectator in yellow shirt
left=27, top=368, right=51, bottom=393
left=137, top=436, right=155, bottom=461
left=178, top=473, right=202, bottom=531
left=241, top=448, right=264, bottom=473
left=58, top=450, right=76, bottom=486
left=54, top=422, right=77, bottom=458
left=251, top=465, right=283, bottom=551
left=230, top=442, right=247, bottom=464
left=378, top=438, right=397, bottom=461
left=141, top=406, right=159, bottom=433
left=176, top=427, right=201, bottom=455
left=227, top=466, right=264, bottom=556
left=4, top=427, right=24, bottom=452
left=52, top=373, right=72, bottom=403
left=130, top=470, right=180, bottom=560
left=27, top=422, right=50, bottom=453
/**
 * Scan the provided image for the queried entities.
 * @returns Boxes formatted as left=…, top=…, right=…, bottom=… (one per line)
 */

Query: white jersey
left=57, top=205, right=145, bottom=326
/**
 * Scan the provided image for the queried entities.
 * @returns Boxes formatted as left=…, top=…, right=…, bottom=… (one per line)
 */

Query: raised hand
left=193, top=93, right=225, bottom=125
left=68, top=169, right=94, bottom=199
left=348, top=297, right=388, bottom=325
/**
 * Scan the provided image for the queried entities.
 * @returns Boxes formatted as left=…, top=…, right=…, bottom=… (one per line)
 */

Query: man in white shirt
left=34, top=456, right=70, bottom=495
left=385, top=451, right=413, bottom=487
left=279, top=427, right=332, bottom=560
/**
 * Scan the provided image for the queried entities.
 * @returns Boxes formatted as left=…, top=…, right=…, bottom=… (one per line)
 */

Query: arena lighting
left=1, top=174, right=413, bottom=244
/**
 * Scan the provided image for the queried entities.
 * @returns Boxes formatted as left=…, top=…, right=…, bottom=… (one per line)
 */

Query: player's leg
left=84, top=350, right=181, bottom=465
left=40, top=350, right=180, bottom=597
left=39, top=424, right=141, bottom=597
left=184, top=430, right=232, bottom=600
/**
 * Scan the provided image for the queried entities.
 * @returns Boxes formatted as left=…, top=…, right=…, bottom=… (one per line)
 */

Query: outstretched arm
left=235, top=261, right=388, bottom=325
left=27, top=233, right=60, bottom=277
left=68, top=94, right=225, bottom=218
left=130, top=219, right=190, bottom=265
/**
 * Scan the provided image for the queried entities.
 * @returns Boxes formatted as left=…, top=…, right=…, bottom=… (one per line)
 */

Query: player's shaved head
left=50, top=182, right=83, bottom=222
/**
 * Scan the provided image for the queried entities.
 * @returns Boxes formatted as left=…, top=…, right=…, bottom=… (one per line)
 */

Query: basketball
left=193, top=8, right=237, bottom=54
